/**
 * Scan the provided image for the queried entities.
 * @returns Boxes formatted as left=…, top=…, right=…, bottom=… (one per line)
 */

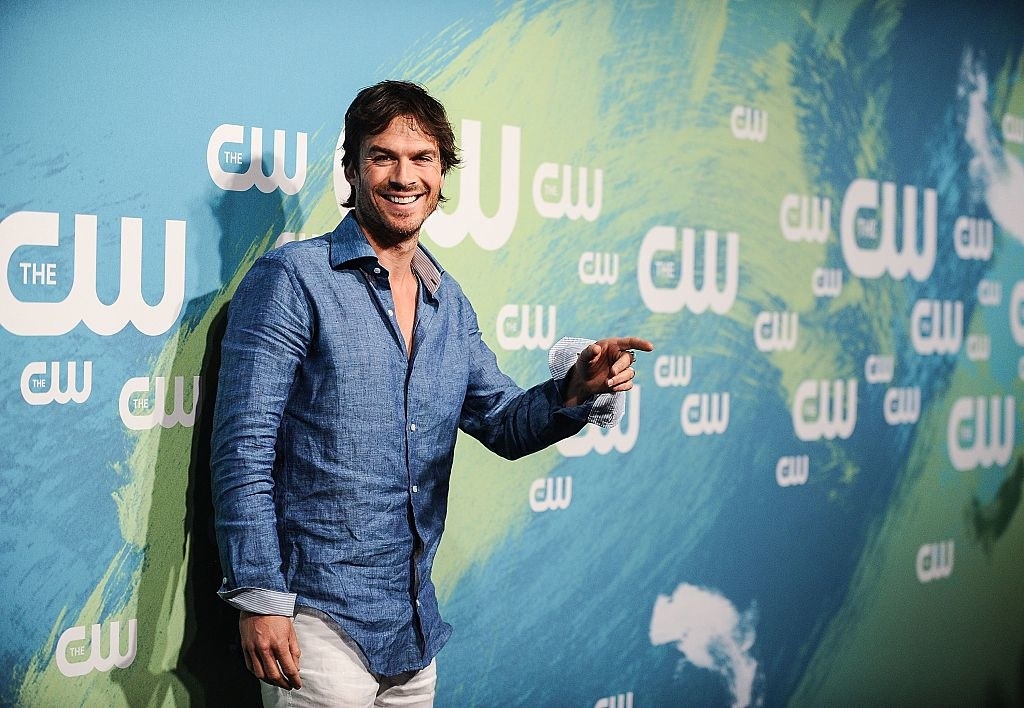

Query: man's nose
left=390, top=159, right=416, bottom=188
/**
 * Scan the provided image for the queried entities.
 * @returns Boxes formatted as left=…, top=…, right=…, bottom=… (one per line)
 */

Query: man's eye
left=370, top=155, right=394, bottom=164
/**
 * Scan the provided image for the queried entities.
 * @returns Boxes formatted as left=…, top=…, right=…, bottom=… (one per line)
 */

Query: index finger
left=612, top=337, right=654, bottom=353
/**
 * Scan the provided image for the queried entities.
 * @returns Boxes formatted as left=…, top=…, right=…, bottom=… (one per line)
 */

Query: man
left=211, top=80, right=653, bottom=706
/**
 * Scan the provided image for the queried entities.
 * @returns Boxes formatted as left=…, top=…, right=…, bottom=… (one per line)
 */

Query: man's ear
left=344, top=163, right=357, bottom=189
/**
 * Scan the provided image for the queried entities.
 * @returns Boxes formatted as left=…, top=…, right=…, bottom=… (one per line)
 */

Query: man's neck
left=357, top=219, right=419, bottom=283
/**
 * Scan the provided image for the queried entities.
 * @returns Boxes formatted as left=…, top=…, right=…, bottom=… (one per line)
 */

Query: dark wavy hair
left=341, top=80, right=461, bottom=207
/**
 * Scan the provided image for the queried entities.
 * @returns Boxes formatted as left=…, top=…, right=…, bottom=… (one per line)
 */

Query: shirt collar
left=328, top=211, right=445, bottom=297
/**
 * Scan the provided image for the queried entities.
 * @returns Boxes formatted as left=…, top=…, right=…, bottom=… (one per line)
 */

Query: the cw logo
left=730, top=105, right=767, bottom=142
left=206, top=124, right=307, bottom=195
left=1011, top=281, right=1024, bottom=346
left=557, top=387, right=640, bottom=456
left=911, top=300, right=963, bottom=355
left=840, top=179, right=937, bottom=281
left=754, top=311, right=798, bottom=352
left=776, top=455, right=809, bottom=487
left=967, top=334, right=991, bottom=362
left=119, top=376, right=200, bottom=431
left=56, top=619, right=137, bottom=677
left=681, top=392, right=730, bottom=437
left=779, top=194, right=830, bottom=243
left=811, top=267, right=842, bottom=297
left=916, top=540, right=954, bottom=583
left=884, top=386, right=921, bottom=425
left=21, top=361, right=92, bottom=405
left=637, top=226, right=739, bottom=315
left=977, top=279, right=1002, bottom=307
left=654, top=355, right=692, bottom=387
left=533, top=163, right=603, bottom=221
left=529, top=475, right=572, bottom=512
left=792, top=379, right=858, bottom=441
left=864, top=354, right=894, bottom=384
left=422, top=120, right=521, bottom=251
left=0, top=211, right=186, bottom=337
left=946, top=395, right=1015, bottom=471
left=953, top=216, right=994, bottom=260
left=578, top=251, right=619, bottom=285
left=496, top=305, right=556, bottom=351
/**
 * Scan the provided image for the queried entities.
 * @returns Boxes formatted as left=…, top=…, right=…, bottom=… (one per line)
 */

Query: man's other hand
left=240, top=611, right=303, bottom=690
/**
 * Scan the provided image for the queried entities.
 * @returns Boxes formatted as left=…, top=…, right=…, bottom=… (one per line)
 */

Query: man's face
left=346, top=115, right=444, bottom=246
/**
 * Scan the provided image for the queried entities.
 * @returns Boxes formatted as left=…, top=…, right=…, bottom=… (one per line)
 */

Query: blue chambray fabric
left=211, top=213, right=597, bottom=676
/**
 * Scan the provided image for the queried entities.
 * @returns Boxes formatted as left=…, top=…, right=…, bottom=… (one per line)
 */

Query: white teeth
left=386, top=195, right=418, bottom=204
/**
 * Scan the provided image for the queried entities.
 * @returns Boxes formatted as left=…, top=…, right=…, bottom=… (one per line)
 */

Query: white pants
left=261, top=609, right=437, bottom=708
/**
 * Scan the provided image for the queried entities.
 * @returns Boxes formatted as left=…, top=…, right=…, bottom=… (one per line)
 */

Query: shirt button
left=416, top=599, right=421, bottom=607
left=412, top=485, right=419, bottom=493
left=373, top=267, right=381, bottom=274
left=387, top=309, right=394, bottom=317
left=410, top=423, right=417, bottom=431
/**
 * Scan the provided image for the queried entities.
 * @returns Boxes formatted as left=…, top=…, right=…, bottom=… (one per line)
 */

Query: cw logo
left=637, top=226, right=740, bottom=315
left=1011, top=281, right=1024, bottom=346
left=594, top=693, right=633, bottom=708
left=21, top=361, right=92, bottom=405
left=0, top=211, right=186, bottom=337
left=776, top=455, right=809, bottom=487
left=119, top=376, right=200, bottom=431
left=946, top=395, right=1015, bottom=471
left=953, top=216, right=994, bottom=260
left=811, top=267, right=842, bottom=298
left=884, top=386, right=921, bottom=425
left=730, top=105, right=767, bottom=142
left=792, top=379, right=858, bottom=441
left=840, top=179, right=937, bottom=281
left=1003, top=113, right=1024, bottom=144
left=556, top=386, right=640, bottom=456
left=529, top=475, right=572, bottom=512
left=654, top=354, right=692, bottom=388
left=977, top=279, right=1002, bottom=307
left=422, top=120, right=521, bottom=251
left=911, top=300, right=963, bottom=355
left=533, top=163, right=603, bottom=221
left=681, top=392, right=730, bottom=437
left=779, top=194, right=830, bottom=243
left=864, top=354, right=894, bottom=384
left=967, top=334, right=991, bottom=362
left=578, top=251, right=619, bottom=285
left=206, top=124, right=307, bottom=195
left=56, top=619, right=137, bottom=677
left=754, top=311, right=798, bottom=352
left=916, top=540, right=954, bottom=583
left=496, top=304, right=556, bottom=351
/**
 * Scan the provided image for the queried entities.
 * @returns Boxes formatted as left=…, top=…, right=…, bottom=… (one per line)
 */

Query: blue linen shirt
left=211, top=213, right=616, bottom=676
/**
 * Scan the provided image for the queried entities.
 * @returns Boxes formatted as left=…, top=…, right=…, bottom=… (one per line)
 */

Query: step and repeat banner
left=3, top=1, right=1024, bottom=705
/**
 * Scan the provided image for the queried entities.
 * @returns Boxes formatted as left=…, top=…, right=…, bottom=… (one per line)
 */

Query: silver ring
left=626, top=350, right=636, bottom=364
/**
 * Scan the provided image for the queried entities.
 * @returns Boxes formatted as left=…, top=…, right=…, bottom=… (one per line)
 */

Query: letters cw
left=754, top=311, right=798, bottom=352
left=55, top=619, right=137, bottom=677
left=776, top=455, right=809, bottom=487
left=681, top=392, right=730, bottom=437
left=911, top=300, right=963, bottom=356
left=529, top=475, right=572, bottom=512
left=1011, top=281, right=1024, bottom=346
left=594, top=693, right=634, bottom=708
left=557, top=386, right=641, bottom=456
left=780, top=194, right=830, bottom=243
left=119, top=376, right=200, bottom=431
left=792, top=379, right=858, bottom=441
left=840, top=179, right=937, bottom=281
left=578, top=251, right=619, bottom=285
left=496, top=304, right=556, bottom=351
left=916, top=541, right=954, bottom=583
left=946, top=395, right=1015, bottom=471
left=730, top=105, right=768, bottom=142
left=0, top=211, right=186, bottom=337
left=637, top=226, right=740, bottom=315
left=207, top=124, right=308, bottom=195
left=21, top=361, right=92, bottom=405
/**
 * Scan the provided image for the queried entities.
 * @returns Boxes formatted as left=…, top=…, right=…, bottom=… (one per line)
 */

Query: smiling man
left=211, top=80, right=652, bottom=707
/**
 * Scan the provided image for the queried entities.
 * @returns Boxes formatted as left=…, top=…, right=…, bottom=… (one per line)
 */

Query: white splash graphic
left=649, top=583, right=760, bottom=707
left=960, top=48, right=1024, bottom=243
